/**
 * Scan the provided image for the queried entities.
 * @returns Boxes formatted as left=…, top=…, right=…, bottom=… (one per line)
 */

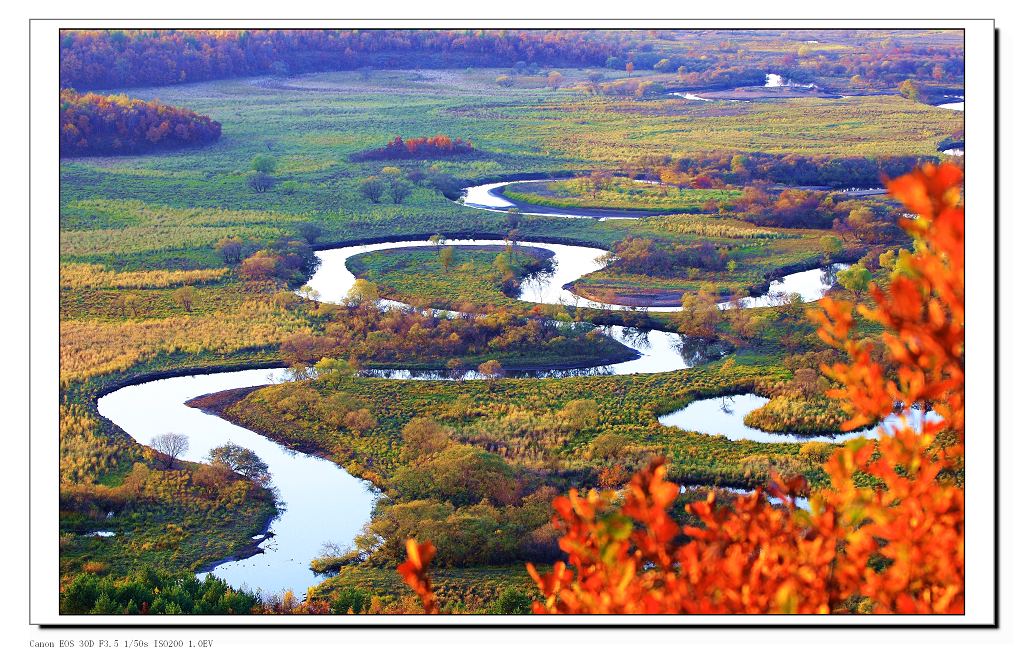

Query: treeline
left=732, top=186, right=902, bottom=239
left=59, top=30, right=961, bottom=94
left=277, top=295, right=627, bottom=370
left=609, top=237, right=730, bottom=277
left=633, top=151, right=933, bottom=189
left=61, top=568, right=260, bottom=615
left=352, top=135, right=475, bottom=161
left=214, top=234, right=319, bottom=286
left=60, top=89, right=221, bottom=157
left=631, top=34, right=963, bottom=90
left=59, top=29, right=620, bottom=89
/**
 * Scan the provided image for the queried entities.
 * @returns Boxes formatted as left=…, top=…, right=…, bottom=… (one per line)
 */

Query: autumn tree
left=239, top=251, right=279, bottom=281
left=59, top=89, right=221, bottom=156
left=346, top=278, right=380, bottom=304
left=478, top=359, right=504, bottom=390
left=215, top=237, right=245, bottom=265
left=400, top=417, right=453, bottom=461
left=344, top=408, right=378, bottom=436
left=819, top=235, right=842, bottom=264
left=673, top=287, right=721, bottom=339
left=172, top=285, right=197, bottom=312
left=208, top=442, right=271, bottom=488
left=560, top=399, right=599, bottom=431
left=898, top=78, right=921, bottom=101
left=439, top=246, right=455, bottom=273
left=837, top=263, right=872, bottom=299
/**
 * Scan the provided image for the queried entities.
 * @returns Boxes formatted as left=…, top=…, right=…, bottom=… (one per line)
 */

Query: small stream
left=657, top=393, right=939, bottom=444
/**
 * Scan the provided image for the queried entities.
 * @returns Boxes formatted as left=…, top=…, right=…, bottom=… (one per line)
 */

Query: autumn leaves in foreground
left=398, top=163, right=965, bottom=615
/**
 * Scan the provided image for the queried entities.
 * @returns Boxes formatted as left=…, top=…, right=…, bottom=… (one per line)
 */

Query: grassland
left=63, top=69, right=958, bottom=266
left=502, top=177, right=742, bottom=212
left=219, top=349, right=833, bottom=491
left=346, top=244, right=552, bottom=308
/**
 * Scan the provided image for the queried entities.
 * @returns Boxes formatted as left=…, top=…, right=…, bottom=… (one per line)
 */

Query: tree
left=478, top=360, right=504, bottom=390
left=359, top=176, right=385, bottom=203
left=400, top=417, right=453, bottom=461
left=846, top=206, right=879, bottom=243
left=506, top=208, right=523, bottom=231
left=560, top=399, right=599, bottom=431
left=239, top=251, right=279, bottom=281
left=819, top=235, right=843, bottom=264
left=208, top=442, right=271, bottom=488
left=344, top=408, right=377, bottom=436
left=151, top=433, right=189, bottom=469
left=346, top=278, right=380, bottom=304
left=492, top=587, right=533, bottom=615
left=492, top=252, right=512, bottom=279
left=119, top=292, right=140, bottom=316
left=296, top=222, right=323, bottom=244
left=388, top=178, right=412, bottom=204
left=837, top=263, right=871, bottom=299
left=398, top=163, right=966, bottom=616
left=673, top=287, right=721, bottom=339
left=248, top=173, right=274, bottom=193
left=172, top=285, right=197, bottom=312
left=438, top=246, right=455, bottom=273
left=546, top=71, right=564, bottom=89
left=586, top=431, right=628, bottom=460
left=251, top=154, right=277, bottom=174
left=59, top=89, right=221, bottom=157
left=898, top=78, right=921, bottom=102
left=215, top=237, right=244, bottom=265
left=297, top=284, right=320, bottom=308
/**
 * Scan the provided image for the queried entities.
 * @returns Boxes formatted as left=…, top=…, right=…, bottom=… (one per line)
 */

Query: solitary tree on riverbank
left=151, top=432, right=189, bottom=469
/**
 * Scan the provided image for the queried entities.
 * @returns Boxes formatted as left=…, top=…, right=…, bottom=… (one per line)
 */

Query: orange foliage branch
left=396, top=538, right=439, bottom=614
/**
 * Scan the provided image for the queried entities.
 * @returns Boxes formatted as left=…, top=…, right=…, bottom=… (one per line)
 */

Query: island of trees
left=60, top=89, right=222, bottom=156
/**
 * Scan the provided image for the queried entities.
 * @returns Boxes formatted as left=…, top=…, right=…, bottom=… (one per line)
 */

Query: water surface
left=98, top=369, right=378, bottom=597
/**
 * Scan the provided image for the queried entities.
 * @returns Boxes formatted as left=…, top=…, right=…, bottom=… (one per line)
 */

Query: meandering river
left=95, top=181, right=864, bottom=597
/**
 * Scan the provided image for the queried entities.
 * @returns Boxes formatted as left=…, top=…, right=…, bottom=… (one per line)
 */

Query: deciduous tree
left=151, top=433, right=189, bottom=469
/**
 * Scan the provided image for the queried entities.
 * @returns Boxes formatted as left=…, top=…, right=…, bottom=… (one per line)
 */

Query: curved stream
left=95, top=184, right=858, bottom=597
left=658, top=393, right=939, bottom=444
left=97, top=368, right=378, bottom=598
left=460, top=180, right=672, bottom=219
